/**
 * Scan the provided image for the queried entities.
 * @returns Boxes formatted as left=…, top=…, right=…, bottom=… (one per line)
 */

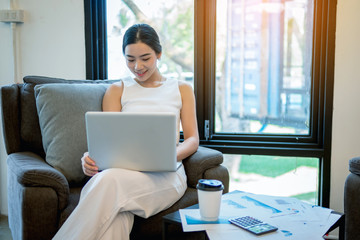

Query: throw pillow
left=34, top=83, right=110, bottom=184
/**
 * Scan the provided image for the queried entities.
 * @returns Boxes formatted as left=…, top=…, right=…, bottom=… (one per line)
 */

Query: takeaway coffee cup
left=196, top=179, right=224, bottom=221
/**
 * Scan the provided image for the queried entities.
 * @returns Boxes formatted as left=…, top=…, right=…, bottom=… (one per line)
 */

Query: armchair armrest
left=349, top=156, right=360, bottom=176
left=7, top=151, right=70, bottom=210
left=183, top=146, right=224, bottom=188
left=1, top=84, right=21, bottom=154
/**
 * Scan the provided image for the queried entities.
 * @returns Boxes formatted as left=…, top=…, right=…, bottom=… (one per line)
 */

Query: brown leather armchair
left=1, top=76, right=229, bottom=240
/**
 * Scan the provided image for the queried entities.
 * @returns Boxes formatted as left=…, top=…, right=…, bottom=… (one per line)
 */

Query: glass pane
left=215, top=0, right=314, bottom=135
left=222, top=154, right=319, bottom=205
left=107, top=0, right=194, bottom=86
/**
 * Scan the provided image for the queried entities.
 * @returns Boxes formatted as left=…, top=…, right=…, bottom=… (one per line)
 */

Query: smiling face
left=124, top=41, right=162, bottom=85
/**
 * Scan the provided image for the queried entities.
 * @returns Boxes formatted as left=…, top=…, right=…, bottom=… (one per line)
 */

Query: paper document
left=179, top=191, right=341, bottom=240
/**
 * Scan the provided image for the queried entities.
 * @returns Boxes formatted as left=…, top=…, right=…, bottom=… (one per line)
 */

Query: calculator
left=228, top=216, right=278, bottom=235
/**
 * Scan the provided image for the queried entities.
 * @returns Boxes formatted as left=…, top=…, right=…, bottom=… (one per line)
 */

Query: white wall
left=331, top=0, right=360, bottom=213
left=0, top=0, right=359, bottom=217
left=0, top=0, right=85, bottom=214
left=0, top=0, right=11, bottom=215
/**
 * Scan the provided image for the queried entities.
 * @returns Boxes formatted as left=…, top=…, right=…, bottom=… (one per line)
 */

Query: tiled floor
left=0, top=215, right=12, bottom=240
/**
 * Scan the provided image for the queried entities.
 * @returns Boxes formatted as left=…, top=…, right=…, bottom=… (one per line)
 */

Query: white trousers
left=53, top=165, right=187, bottom=240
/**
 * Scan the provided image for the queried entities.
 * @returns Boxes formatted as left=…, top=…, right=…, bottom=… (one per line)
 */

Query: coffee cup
left=196, top=179, right=224, bottom=221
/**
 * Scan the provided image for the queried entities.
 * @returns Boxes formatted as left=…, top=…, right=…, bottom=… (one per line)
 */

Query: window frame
left=84, top=0, right=108, bottom=80
left=84, top=0, right=337, bottom=207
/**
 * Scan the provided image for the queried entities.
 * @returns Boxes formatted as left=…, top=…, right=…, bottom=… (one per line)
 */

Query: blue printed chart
left=179, top=191, right=340, bottom=239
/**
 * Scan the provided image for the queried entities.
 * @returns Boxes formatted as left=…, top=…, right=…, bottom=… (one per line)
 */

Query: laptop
left=85, top=111, right=180, bottom=172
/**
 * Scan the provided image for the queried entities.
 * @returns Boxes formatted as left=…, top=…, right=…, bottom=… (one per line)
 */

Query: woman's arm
left=177, top=81, right=199, bottom=161
left=102, top=81, right=124, bottom=111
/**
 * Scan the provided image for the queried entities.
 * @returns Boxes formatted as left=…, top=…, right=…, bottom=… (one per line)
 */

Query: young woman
left=53, top=24, right=199, bottom=240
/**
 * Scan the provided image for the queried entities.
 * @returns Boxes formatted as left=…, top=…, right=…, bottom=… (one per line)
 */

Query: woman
left=53, top=23, right=199, bottom=239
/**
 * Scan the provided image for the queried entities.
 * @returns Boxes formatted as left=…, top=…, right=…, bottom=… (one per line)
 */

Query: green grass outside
left=238, top=155, right=319, bottom=178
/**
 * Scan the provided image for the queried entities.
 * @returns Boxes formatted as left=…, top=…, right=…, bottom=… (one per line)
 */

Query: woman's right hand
left=81, top=152, right=99, bottom=176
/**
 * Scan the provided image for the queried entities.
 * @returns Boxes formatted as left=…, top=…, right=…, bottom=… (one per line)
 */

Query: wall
left=331, top=0, right=360, bottom=213
left=0, top=0, right=11, bottom=215
left=0, top=0, right=359, bottom=218
left=0, top=0, right=85, bottom=214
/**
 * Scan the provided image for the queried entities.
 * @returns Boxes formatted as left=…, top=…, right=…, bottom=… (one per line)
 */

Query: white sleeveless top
left=121, top=77, right=182, bottom=144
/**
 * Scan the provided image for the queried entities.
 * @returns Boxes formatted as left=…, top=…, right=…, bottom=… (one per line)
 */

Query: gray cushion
left=34, top=83, right=110, bottom=184
left=20, top=76, right=118, bottom=157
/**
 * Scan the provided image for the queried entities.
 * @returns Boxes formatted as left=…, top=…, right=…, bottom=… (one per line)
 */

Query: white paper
left=179, top=209, right=235, bottom=232
left=179, top=190, right=341, bottom=240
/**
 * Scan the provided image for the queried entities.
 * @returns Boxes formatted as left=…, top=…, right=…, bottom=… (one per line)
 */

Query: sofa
left=344, top=157, right=360, bottom=240
left=0, top=76, right=230, bottom=240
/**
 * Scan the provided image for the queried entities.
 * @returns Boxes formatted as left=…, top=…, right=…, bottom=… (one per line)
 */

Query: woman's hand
left=81, top=152, right=99, bottom=176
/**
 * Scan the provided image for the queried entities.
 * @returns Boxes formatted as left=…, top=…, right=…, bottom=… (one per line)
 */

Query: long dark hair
left=122, top=24, right=162, bottom=55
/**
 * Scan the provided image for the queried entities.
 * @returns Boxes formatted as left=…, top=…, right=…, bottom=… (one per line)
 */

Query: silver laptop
left=85, top=111, right=179, bottom=172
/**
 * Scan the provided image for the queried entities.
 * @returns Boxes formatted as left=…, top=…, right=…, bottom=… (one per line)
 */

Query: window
left=84, top=0, right=336, bottom=207
left=223, top=154, right=319, bottom=205
left=216, top=0, right=312, bottom=135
